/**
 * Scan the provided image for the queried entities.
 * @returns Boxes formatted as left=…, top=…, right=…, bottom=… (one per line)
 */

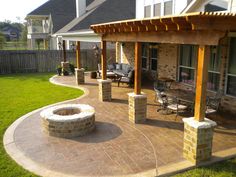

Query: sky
left=0, top=0, right=49, bottom=23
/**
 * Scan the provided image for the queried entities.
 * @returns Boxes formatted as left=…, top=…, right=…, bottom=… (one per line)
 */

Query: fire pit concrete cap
left=40, top=104, right=95, bottom=122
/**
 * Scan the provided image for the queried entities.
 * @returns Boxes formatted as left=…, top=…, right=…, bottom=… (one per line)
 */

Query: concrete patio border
left=3, top=75, right=236, bottom=177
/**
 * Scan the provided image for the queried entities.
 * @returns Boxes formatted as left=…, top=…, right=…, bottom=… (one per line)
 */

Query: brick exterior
left=75, top=68, right=85, bottom=84
left=128, top=93, right=147, bottom=123
left=118, top=40, right=236, bottom=114
left=98, top=79, right=112, bottom=101
left=157, top=44, right=178, bottom=80
left=183, top=118, right=216, bottom=165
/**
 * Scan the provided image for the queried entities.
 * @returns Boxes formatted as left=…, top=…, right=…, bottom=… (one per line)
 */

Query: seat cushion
left=206, top=108, right=217, bottom=114
left=115, top=63, right=122, bottom=70
left=108, top=64, right=115, bottom=71
left=167, top=104, right=187, bottom=111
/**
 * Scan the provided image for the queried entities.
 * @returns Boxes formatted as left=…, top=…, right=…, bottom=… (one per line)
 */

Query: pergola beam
left=101, top=40, right=107, bottom=80
left=134, top=42, right=142, bottom=95
left=62, top=40, right=67, bottom=62
left=194, top=45, right=210, bottom=121
left=76, top=41, right=81, bottom=69
left=101, top=30, right=226, bottom=45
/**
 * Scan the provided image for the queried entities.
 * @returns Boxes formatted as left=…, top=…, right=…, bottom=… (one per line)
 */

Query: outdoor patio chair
left=117, top=69, right=134, bottom=87
left=205, top=97, right=221, bottom=116
left=155, top=89, right=168, bottom=112
left=154, top=80, right=166, bottom=93
left=205, top=89, right=223, bottom=115
left=166, top=96, right=188, bottom=119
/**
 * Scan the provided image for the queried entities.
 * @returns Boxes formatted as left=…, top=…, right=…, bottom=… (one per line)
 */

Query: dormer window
left=144, top=0, right=173, bottom=18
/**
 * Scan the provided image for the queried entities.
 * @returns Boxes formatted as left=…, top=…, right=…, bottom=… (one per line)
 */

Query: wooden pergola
left=90, top=12, right=236, bottom=122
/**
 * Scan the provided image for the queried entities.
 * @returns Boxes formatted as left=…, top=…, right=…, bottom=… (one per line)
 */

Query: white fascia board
left=62, top=35, right=101, bottom=42
left=53, top=30, right=101, bottom=42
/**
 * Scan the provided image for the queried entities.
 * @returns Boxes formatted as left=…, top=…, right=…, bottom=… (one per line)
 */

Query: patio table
left=165, top=89, right=195, bottom=104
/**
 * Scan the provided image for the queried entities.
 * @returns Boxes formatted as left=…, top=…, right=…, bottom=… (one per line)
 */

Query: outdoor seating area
left=4, top=74, right=236, bottom=177
left=97, top=63, right=134, bottom=81
left=153, top=78, right=223, bottom=118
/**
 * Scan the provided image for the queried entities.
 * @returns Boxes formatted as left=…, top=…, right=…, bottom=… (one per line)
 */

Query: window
left=164, top=0, right=173, bottom=15
left=154, top=3, right=161, bottom=16
left=208, top=46, right=220, bottom=91
left=144, top=5, right=151, bottom=18
left=150, top=47, right=158, bottom=71
left=227, top=38, right=236, bottom=97
left=144, top=0, right=173, bottom=18
left=142, top=44, right=148, bottom=69
left=179, top=45, right=197, bottom=85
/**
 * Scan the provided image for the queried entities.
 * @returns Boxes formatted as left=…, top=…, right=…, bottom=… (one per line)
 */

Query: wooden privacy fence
left=0, top=49, right=115, bottom=74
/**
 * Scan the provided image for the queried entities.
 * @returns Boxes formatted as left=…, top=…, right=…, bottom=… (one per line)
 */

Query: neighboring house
left=1, top=25, right=20, bottom=41
left=55, top=0, right=136, bottom=50
left=25, top=0, right=76, bottom=50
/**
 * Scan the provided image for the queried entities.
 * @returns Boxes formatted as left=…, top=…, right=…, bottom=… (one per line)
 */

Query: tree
left=20, top=22, right=27, bottom=42
left=0, top=32, right=6, bottom=49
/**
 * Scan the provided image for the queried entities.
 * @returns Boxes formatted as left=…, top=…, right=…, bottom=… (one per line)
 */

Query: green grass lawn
left=0, top=73, right=83, bottom=177
left=174, top=158, right=236, bottom=177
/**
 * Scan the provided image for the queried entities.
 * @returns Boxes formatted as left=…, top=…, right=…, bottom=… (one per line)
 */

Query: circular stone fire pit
left=40, top=104, right=95, bottom=138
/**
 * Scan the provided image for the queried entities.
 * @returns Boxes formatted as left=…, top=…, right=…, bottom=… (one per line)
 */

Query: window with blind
left=142, top=44, right=148, bottom=69
left=154, top=3, right=161, bottom=17
left=164, top=0, right=173, bottom=15
left=150, top=48, right=158, bottom=71
left=179, top=45, right=197, bottom=85
left=227, top=38, right=236, bottom=97
left=144, top=5, right=151, bottom=18
left=207, top=46, right=220, bottom=91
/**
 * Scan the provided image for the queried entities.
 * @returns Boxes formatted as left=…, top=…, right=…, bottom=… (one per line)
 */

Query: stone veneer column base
left=183, top=117, right=217, bottom=165
left=75, top=68, right=85, bottom=85
left=98, top=79, right=112, bottom=102
left=61, top=61, right=70, bottom=76
left=128, top=93, right=147, bottom=123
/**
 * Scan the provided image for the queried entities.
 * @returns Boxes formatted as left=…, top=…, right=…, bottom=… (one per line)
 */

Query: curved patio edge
left=3, top=76, right=90, bottom=177
left=4, top=75, right=236, bottom=177
left=3, top=76, right=158, bottom=177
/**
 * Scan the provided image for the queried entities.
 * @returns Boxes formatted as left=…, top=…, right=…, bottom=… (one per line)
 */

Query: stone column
left=75, top=68, right=85, bottom=84
left=128, top=93, right=147, bottom=123
left=183, top=117, right=217, bottom=165
left=98, top=79, right=112, bottom=101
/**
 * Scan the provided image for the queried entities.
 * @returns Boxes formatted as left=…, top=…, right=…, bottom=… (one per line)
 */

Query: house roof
left=183, top=0, right=228, bottom=13
left=26, top=0, right=76, bottom=33
left=56, top=0, right=135, bottom=35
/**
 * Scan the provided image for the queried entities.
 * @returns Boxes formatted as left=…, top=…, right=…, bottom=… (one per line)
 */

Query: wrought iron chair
left=205, top=97, right=221, bottom=115
left=154, top=89, right=169, bottom=112
left=166, top=96, right=188, bottom=118
left=205, top=89, right=223, bottom=115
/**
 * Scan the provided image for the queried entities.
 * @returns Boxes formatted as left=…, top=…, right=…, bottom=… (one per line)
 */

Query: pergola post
left=128, top=42, right=147, bottom=123
left=61, top=40, right=70, bottom=76
left=98, top=40, right=111, bottom=101
left=183, top=45, right=216, bottom=165
left=75, top=41, right=85, bottom=84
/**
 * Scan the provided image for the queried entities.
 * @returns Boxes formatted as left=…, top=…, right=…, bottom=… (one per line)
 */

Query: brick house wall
left=117, top=41, right=236, bottom=114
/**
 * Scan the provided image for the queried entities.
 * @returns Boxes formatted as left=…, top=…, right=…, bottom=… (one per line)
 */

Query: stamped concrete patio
left=4, top=75, right=236, bottom=177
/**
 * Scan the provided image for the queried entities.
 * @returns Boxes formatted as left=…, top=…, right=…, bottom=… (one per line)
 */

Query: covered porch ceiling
left=91, top=12, right=236, bottom=45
